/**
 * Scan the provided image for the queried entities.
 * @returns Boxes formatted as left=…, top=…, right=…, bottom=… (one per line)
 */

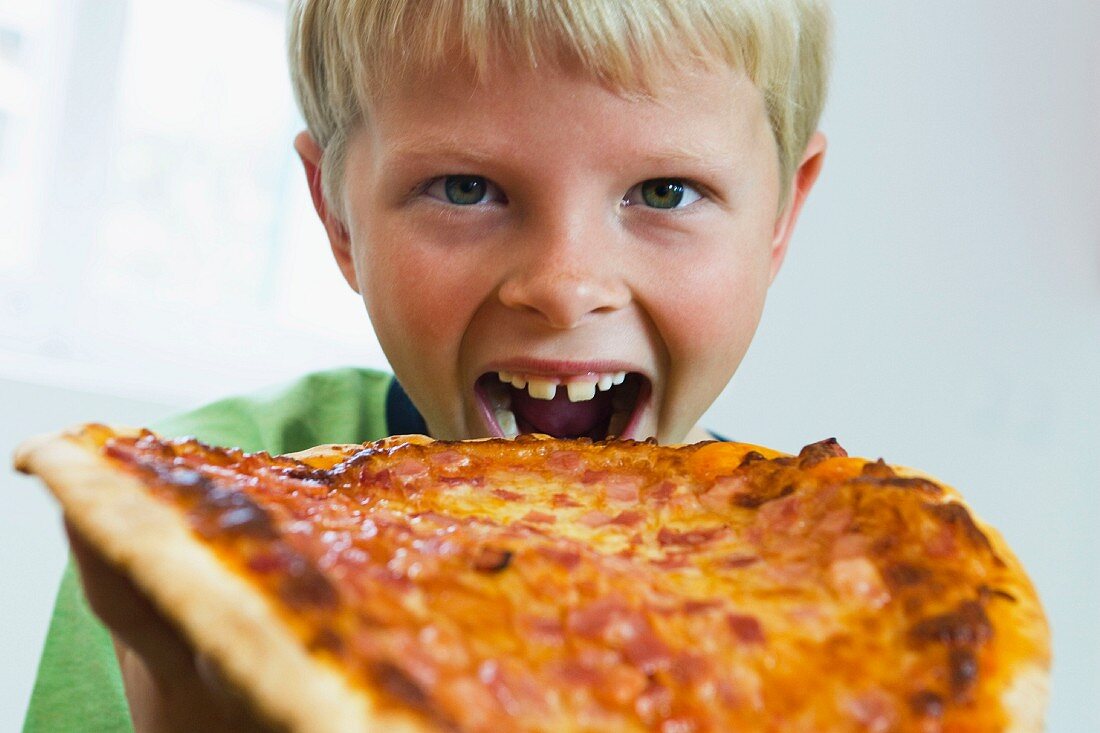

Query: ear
left=293, top=130, right=358, bottom=293
left=768, top=131, right=827, bottom=284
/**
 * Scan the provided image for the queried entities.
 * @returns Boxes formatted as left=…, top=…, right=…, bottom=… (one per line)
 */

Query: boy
left=25, top=0, right=829, bottom=730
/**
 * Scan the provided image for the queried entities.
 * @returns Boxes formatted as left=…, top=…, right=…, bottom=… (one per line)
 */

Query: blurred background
left=2, top=0, right=1097, bottom=730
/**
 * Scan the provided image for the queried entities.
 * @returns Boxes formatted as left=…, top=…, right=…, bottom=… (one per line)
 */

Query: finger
left=66, top=522, right=274, bottom=732
left=194, top=652, right=248, bottom=708
left=65, top=518, right=194, bottom=676
left=194, top=653, right=277, bottom=732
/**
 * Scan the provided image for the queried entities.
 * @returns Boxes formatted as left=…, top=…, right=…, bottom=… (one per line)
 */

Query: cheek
left=653, top=248, right=772, bottom=364
left=357, top=240, right=489, bottom=354
left=647, top=246, right=771, bottom=441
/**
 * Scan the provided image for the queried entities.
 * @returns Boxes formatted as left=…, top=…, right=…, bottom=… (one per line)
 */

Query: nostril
left=497, top=275, right=630, bottom=329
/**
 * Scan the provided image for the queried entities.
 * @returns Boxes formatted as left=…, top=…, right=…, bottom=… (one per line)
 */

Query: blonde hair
left=288, top=0, right=831, bottom=217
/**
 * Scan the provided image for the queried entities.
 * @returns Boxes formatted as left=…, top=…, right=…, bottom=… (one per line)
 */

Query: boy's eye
left=425, top=175, right=506, bottom=206
left=623, top=179, right=703, bottom=210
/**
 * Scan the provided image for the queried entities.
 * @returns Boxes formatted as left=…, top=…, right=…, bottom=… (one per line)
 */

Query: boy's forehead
left=367, top=54, right=764, bottom=133
left=348, top=59, right=777, bottom=195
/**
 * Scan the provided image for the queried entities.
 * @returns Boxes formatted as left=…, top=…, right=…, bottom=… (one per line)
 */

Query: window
left=0, top=0, right=386, bottom=406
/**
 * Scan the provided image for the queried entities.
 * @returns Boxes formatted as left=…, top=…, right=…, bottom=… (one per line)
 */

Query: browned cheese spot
left=796, top=438, right=849, bottom=469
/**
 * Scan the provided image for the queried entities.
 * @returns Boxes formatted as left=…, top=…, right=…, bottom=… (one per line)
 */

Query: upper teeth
left=527, top=378, right=557, bottom=400
left=566, top=382, right=596, bottom=402
left=497, top=371, right=628, bottom=402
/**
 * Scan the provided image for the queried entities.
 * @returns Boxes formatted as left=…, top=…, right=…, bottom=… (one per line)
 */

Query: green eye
left=623, top=178, right=702, bottom=210
left=425, top=175, right=504, bottom=206
left=640, top=179, right=685, bottom=209
left=444, top=175, right=488, bottom=205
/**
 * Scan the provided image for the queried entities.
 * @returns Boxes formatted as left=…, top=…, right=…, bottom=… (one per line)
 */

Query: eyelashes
left=424, top=175, right=507, bottom=206
left=621, top=179, right=703, bottom=210
left=420, top=175, right=705, bottom=211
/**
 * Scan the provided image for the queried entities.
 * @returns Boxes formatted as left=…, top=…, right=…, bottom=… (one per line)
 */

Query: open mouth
left=474, top=371, right=651, bottom=440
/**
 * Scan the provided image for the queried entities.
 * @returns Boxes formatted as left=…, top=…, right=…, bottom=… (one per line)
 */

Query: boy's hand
left=65, top=521, right=273, bottom=733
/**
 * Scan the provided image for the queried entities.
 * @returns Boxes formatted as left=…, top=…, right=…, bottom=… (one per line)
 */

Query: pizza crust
left=14, top=427, right=430, bottom=733
left=1003, top=665, right=1050, bottom=733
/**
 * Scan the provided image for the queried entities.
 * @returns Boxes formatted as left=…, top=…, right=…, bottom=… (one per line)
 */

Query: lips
left=474, top=369, right=650, bottom=440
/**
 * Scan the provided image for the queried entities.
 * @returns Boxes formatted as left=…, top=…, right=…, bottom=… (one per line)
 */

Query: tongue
left=511, top=386, right=614, bottom=439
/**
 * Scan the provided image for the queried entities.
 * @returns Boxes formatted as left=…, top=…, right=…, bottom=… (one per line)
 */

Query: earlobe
left=769, top=132, right=827, bottom=283
left=293, top=130, right=358, bottom=293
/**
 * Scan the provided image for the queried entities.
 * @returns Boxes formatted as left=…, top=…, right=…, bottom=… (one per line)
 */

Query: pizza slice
left=14, top=425, right=1049, bottom=732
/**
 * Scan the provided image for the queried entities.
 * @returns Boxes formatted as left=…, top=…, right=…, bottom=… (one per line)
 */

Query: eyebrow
left=384, top=139, right=503, bottom=170
left=633, top=144, right=738, bottom=177
left=384, top=138, right=737, bottom=182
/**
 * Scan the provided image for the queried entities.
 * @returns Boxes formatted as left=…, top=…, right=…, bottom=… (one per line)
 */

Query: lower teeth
left=495, top=408, right=519, bottom=438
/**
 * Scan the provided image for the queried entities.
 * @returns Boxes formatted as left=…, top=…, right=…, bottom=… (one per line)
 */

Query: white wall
left=2, top=1, right=1097, bottom=731
left=2, top=380, right=175, bottom=732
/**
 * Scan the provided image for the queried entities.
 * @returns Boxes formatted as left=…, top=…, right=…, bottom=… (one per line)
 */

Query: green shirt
left=23, top=367, right=401, bottom=733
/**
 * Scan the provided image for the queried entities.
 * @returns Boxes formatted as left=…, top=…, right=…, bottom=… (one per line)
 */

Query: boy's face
left=299, top=58, right=822, bottom=443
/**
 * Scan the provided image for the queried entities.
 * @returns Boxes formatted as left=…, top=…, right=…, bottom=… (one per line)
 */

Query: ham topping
left=844, top=689, right=898, bottom=733
left=718, top=554, right=759, bottom=569
left=698, top=474, right=751, bottom=513
left=829, top=557, right=891, bottom=609
left=551, top=493, right=582, bottom=508
left=657, top=525, right=728, bottom=547
left=390, top=459, right=429, bottom=480
left=649, top=480, right=676, bottom=502
left=521, top=510, right=556, bottom=524
left=610, top=510, right=644, bottom=527
left=546, top=450, right=584, bottom=472
left=603, top=475, right=643, bottom=503
left=578, top=510, right=614, bottom=527
left=536, top=545, right=581, bottom=570
left=726, top=613, right=765, bottom=644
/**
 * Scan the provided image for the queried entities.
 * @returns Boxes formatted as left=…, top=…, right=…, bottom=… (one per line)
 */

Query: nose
left=497, top=219, right=631, bottom=329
